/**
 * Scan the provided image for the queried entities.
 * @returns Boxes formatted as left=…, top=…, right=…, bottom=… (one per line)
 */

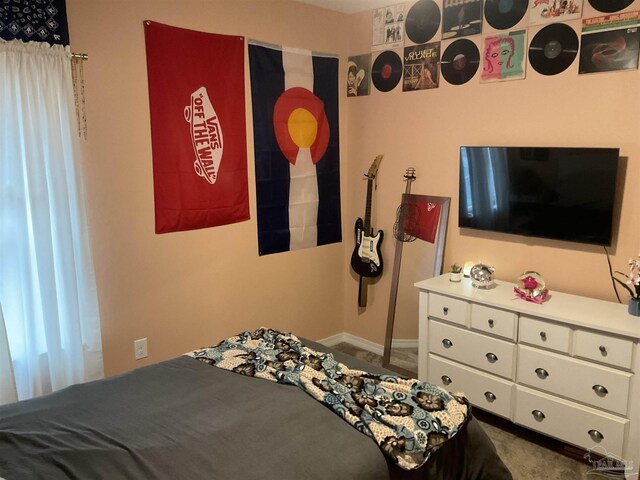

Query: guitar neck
left=396, top=169, right=416, bottom=240
left=404, top=179, right=414, bottom=196
left=363, top=177, right=374, bottom=234
left=397, top=179, right=414, bottom=227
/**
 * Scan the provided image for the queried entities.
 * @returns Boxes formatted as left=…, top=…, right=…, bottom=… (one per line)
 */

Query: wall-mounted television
left=459, top=147, right=620, bottom=246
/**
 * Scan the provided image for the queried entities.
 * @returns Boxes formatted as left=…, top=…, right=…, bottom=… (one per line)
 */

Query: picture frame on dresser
left=415, top=274, right=640, bottom=479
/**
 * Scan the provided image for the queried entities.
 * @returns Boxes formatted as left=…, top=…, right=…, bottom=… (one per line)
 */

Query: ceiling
left=294, top=0, right=394, bottom=14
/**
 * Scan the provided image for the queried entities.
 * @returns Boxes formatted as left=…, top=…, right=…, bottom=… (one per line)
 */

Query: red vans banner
left=144, top=21, right=249, bottom=234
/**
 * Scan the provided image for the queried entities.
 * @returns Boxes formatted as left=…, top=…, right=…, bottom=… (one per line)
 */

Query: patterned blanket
left=185, top=328, right=470, bottom=470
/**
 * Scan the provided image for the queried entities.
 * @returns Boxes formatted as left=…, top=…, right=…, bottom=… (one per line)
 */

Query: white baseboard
left=317, top=332, right=418, bottom=355
left=317, top=332, right=345, bottom=347
left=391, top=338, right=419, bottom=349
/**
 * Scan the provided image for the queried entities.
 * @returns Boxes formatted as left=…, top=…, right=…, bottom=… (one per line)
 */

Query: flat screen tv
left=459, top=147, right=620, bottom=246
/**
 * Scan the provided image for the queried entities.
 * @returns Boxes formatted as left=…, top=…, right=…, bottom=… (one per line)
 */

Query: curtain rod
left=71, top=53, right=88, bottom=60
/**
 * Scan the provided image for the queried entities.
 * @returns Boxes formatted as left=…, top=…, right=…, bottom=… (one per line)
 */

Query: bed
left=0, top=336, right=512, bottom=480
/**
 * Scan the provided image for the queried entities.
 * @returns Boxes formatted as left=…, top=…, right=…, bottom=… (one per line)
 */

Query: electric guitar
left=351, top=155, right=384, bottom=281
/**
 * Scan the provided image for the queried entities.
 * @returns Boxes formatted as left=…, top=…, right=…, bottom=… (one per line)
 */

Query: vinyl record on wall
left=372, top=50, right=403, bottom=92
left=529, top=23, right=579, bottom=75
left=441, top=38, right=481, bottom=84
left=484, top=0, right=528, bottom=30
left=588, top=0, right=634, bottom=13
left=405, top=0, right=441, bottom=44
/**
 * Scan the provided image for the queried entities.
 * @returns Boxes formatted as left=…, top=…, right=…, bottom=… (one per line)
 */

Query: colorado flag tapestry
left=249, top=41, right=341, bottom=255
left=144, top=21, right=249, bottom=234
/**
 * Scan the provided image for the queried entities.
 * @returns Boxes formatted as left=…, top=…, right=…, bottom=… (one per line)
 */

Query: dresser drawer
left=517, top=345, right=631, bottom=416
left=470, top=304, right=518, bottom=341
left=573, top=330, right=634, bottom=370
left=429, top=354, right=514, bottom=419
left=515, top=386, right=628, bottom=457
left=519, top=316, right=571, bottom=353
left=428, top=293, right=468, bottom=326
left=429, top=320, right=516, bottom=380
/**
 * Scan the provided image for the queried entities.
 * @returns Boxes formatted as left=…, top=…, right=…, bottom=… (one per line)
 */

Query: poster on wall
left=372, top=3, right=406, bottom=50
left=442, top=0, right=484, bottom=40
left=579, top=27, right=640, bottom=73
left=529, top=0, right=583, bottom=26
left=144, top=21, right=249, bottom=234
left=403, top=42, right=440, bottom=91
left=580, top=13, right=640, bottom=73
left=347, top=53, right=371, bottom=97
left=249, top=41, right=342, bottom=256
left=481, top=30, right=527, bottom=82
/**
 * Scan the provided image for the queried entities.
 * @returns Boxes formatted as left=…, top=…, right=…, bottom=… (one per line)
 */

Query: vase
left=449, top=272, right=462, bottom=282
left=629, top=298, right=640, bottom=317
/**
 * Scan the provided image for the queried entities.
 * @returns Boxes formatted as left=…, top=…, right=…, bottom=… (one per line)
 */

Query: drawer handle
left=485, top=352, right=498, bottom=363
left=488, top=319, right=494, bottom=328
left=484, top=391, right=496, bottom=403
left=532, top=410, right=546, bottom=422
left=443, top=307, right=449, bottom=315
left=535, top=368, right=549, bottom=379
left=441, top=375, right=452, bottom=386
left=592, top=384, right=609, bottom=397
left=540, top=331, right=547, bottom=341
left=599, top=345, right=608, bottom=356
left=442, top=338, right=453, bottom=348
left=588, top=429, right=604, bottom=443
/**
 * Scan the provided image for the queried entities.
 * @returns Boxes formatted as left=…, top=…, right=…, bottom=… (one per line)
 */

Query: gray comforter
left=0, top=341, right=512, bottom=480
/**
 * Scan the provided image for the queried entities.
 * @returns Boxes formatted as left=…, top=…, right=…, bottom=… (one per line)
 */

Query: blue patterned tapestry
left=0, top=0, right=69, bottom=45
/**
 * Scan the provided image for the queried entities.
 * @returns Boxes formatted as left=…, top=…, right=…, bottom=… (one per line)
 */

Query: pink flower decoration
left=514, top=286, right=549, bottom=304
left=522, top=276, right=538, bottom=290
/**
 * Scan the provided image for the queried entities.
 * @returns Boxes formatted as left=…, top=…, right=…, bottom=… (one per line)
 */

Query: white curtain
left=0, top=40, right=103, bottom=401
left=0, top=303, right=18, bottom=406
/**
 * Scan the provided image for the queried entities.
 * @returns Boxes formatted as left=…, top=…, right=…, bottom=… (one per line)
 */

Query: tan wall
left=66, top=0, right=350, bottom=376
left=67, top=0, right=640, bottom=374
left=344, top=7, right=640, bottom=344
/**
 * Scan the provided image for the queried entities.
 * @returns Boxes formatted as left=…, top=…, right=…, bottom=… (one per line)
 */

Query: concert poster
left=442, top=0, right=483, bottom=40
left=347, top=54, right=372, bottom=97
left=403, top=42, right=440, bottom=91
left=372, top=3, right=406, bottom=51
left=529, top=0, right=583, bottom=26
left=481, top=30, right=527, bottom=82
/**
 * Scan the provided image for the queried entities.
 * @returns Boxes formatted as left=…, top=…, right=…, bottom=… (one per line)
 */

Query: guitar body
left=351, top=154, right=384, bottom=307
left=351, top=218, right=384, bottom=278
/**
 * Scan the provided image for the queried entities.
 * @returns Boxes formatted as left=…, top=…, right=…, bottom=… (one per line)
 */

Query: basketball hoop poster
left=144, top=21, right=249, bottom=234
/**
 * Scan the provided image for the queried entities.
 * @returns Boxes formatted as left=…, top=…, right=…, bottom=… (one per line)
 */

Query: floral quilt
left=185, top=328, right=470, bottom=470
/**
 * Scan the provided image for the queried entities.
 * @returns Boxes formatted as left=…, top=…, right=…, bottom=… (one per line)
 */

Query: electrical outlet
left=134, top=338, right=148, bottom=360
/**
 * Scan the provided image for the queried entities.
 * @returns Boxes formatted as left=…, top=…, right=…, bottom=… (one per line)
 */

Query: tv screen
left=459, top=147, right=619, bottom=246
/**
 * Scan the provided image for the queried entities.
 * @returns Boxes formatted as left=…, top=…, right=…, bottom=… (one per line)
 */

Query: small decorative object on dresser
left=514, top=271, right=549, bottom=304
left=470, top=263, right=495, bottom=289
left=450, top=263, right=463, bottom=282
left=613, top=253, right=640, bottom=317
left=462, top=261, right=475, bottom=277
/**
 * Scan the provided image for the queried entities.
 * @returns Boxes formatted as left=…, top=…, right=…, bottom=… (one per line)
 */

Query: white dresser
left=415, top=275, right=640, bottom=478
